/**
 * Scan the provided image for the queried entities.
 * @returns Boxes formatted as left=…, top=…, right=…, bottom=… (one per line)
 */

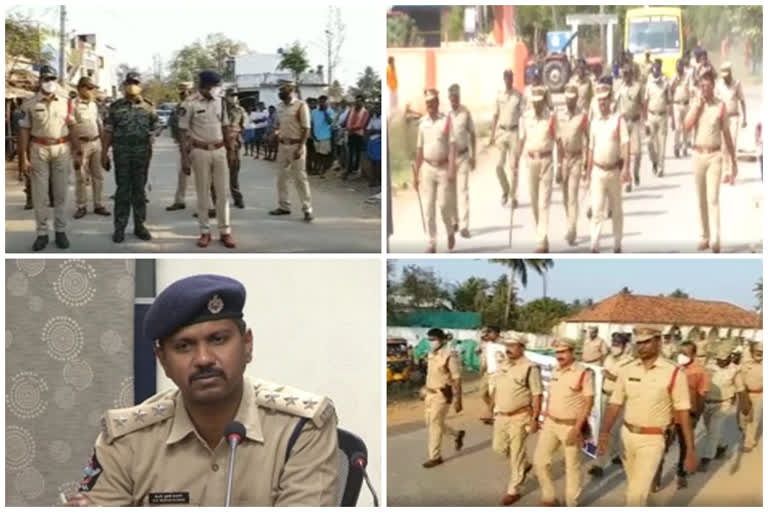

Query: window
left=628, top=16, right=680, bottom=54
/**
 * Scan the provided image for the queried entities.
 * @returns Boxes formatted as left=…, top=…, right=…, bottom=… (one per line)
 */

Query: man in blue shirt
left=310, top=95, right=335, bottom=176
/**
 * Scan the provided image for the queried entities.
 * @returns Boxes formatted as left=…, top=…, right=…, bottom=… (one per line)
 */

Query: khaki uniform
left=702, top=362, right=744, bottom=458
left=568, top=76, right=594, bottom=114
left=595, top=352, right=634, bottom=468
left=478, top=341, right=494, bottom=420
left=524, top=85, right=553, bottom=114
left=520, top=110, right=559, bottom=246
left=686, top=96, right=727, bottom=246
left=558, top=108, right=589, bottom=243
left=72, top=97, right=104, bottom=209
left=671, top=72, right=693, bottom=154
left=534, top=362, right=594, bottom=506
left=448, top=105, right=475, bottom=232
left=582, top=336, right=607, bottom=365
left=615, top=81, right=644, bottom=182
left=589, top=112, right=628, bottom=250
left=610, top=358, right=691, bottom=506
left=695, top=338, right=710, bottom=364
left=178, top=93, right=232, bottom=235
left=738, top=359, right=763, bottom=449
left=275, top=97, right=313, bottom=213
left=716, top=78, right=745, bottom=177
left=494, top=90, right=525, bottom=200
left=418, top=113, right=454, bottom=245
left=424, top=345, right=462, bottom=459
left=19, top=92, right=73, bottom=235
left=645, top=75, right=671, bottom=175
left=491, top=358, right=542, bottom=495
left=78, top=377, right=338, bottom=506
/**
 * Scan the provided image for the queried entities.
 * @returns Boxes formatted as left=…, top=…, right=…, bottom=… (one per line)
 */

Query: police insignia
left=178, top=107, right=186, bottom=117
left=207, top=294, right=224, bottom=314
left=78, top=451, right=103, bottom=492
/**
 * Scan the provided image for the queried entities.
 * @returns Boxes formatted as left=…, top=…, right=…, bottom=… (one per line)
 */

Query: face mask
left=278, top=91, right=290, bottom=101
left=677, top=354, right=692, bottom=366
left=210, top=86, right=223, bottom=98
left=124, top=84, right=141, bottom=96
left=429, top=341, right=441, bottom=352
left=41, top=81, right=56, bottom=94
left=611, top=346, right=623, bottom=356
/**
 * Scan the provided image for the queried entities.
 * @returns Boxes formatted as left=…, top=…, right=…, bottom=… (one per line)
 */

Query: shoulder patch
left=252, top=379, right=336, bottom=428
left=101, top=398, right=174, bottom=444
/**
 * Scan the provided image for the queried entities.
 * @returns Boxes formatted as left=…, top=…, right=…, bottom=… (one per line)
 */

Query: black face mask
left=278, top=91, right=290, bottom=101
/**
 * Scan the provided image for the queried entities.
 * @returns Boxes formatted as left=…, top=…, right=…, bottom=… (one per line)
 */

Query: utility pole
left=326, top=29, right=332, bottom=91
left=59, top=5, right=66, bottom=83
left=599, top=5, right=606, bottom=66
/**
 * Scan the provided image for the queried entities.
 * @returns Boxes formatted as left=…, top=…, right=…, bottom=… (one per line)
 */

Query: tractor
left=525, top=31, right=604, bottom=92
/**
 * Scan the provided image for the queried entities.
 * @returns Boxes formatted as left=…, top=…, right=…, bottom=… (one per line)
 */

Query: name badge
left=628, top=377, right=641, bottom=382
left=148, top=492, right=190, bottom=505
left=196, top=110, right=206, bottom=114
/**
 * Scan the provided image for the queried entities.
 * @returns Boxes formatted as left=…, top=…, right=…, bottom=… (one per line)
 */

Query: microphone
left=224, top=421, right=246, bottom=507
left=350, top=452, right=379, bottom=507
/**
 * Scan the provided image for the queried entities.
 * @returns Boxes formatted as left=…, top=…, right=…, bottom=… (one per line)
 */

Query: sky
left=391, top=258, right=763, bottom=310
left=10, top=4, right=381, bottom=87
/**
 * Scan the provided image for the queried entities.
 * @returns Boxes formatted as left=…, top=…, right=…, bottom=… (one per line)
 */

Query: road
left=6, top=133, right=380, bottom=253
left=387, top=393, right=763, bottom=507
left=389, top=85, right=763, bottom=253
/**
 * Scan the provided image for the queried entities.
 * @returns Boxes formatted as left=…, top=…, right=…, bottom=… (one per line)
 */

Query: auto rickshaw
left=387, top=337, right=412, bottom=384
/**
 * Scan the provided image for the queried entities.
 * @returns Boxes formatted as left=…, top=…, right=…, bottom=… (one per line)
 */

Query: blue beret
left=144, top=274, right=246, bottom=342
left=199, top=70, right=221, bottom=86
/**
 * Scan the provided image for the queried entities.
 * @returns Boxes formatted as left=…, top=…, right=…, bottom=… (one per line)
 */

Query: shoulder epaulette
left=101, top=389, right=176, bottom=444
left=252, top=379, right=336, bottom=429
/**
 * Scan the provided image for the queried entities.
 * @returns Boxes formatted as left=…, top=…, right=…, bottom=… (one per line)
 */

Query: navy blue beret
left=143, top=274, right=246, bottom=342
left=199, top=70, right=221, bottom=86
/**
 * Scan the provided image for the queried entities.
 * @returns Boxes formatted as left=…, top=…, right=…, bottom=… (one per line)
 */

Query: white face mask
left=611, top=346, right=623, bottom=356
left=210, top=86, right=224, bottom=98
left=41, top=81, right=56, bottom=94
left=677, top=354, right=692, bottom=366
left=429, top=341, right=441, bottom=352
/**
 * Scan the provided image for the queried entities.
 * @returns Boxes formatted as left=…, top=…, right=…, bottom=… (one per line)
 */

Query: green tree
left=668, top=289, right=690, bottom=299
left=115, top=63, right=136, bottom=84
left=387, top=12, right=424, bottom=47
left=5, top=13, right=54, bottom=79
left=205, top=33, right=248, bottom=81
left=347, top=66, right=381, bottom=103
left=169, top=34, right=248, bottom=84
left=481, top=274, right=520, bottom=328
left=619, top=286, right=632, bottom=295
left=141, top=78, right=180, bottom=105
left=517, top=298, right=573, bottom=334
left=754, top=278, right=763, bottom=314
left=446, top=6, right=465, bottom=41
left=278, top=41, right=311, bottom=97
left=489, top=259, right=553, bottom=329
left=398, top=265, right=450, bottom=309
left=453, top=277, right=491, bottom=312
left=328, top=79, right=344, bottom=99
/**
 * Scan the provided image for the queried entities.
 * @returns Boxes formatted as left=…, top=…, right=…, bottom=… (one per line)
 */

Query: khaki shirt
left=227, top=103, right=247, bottom=133
left=590, top=112, right=629, bottom=167
left=547, top=362, right=594, bottom=421
left=426, top=345, right=461, bottom=389
left=276, top=97, right=310, bottom=141
left=448, top=105, right=475, bottom=154
left=178, top=92, right=230, bottom=143
left=694, top=339, right=710, bottom=360
left=671, top=72, right=693, bottom=103
left=568, top=76, right=594, bottom=112
left=705, top=363, right=745, bottom=401
left=582, top=337, right=606, bottom=365
left=521, top=110, right=558, bottom=153
left=602, top=353, right=634, bottom=394
left=741, top=360, right=763, bottom=393
left=616, top=81, right=643, bottom=120
left=417, top=113, right=450, bottom=163
left=79, top=377, right=338, bottom=506
left=72, top=97, right=101, bottom=139
left=19, top=92, right=72, bottom=139
left=495, top=89, right=525, bottom=129
left=688, top=96, right=726, bottom=148
left=645, top=76, right=671, bottom=114
left=491, top=357, right=543, bottom=413
left=559, top=108, right=589, bottom=154
left=610, top=357, right=691, bottom=428
left=715, top=79, right=745, bottom=116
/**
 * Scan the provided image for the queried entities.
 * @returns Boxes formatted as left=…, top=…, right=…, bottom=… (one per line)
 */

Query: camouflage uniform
left=225, top=97, right=247, bottom=207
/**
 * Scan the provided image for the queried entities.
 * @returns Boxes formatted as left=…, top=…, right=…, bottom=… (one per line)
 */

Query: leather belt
left=565, top=149, right=584, bottom=157
left=31, top=136, right=69, bottom=145
left=595, top=161, right=621, bottom=171
left=547, top=414, right=577, bottom=426
left=623, top=421, right=665, bottom=435
left=624, top=114, right=641, bottom=122
left=583, top=357, right=601, bottom=364
left=279, top=137, right=302, bottom=145
left=495, top=405, right=531, bottom=417
left=528, top=150, right=552, bottom=159
left=747, top=387, right=763, bottom=394
left=79, top=135, right=100, bottom=142
left=694, top=145, right=721, bottom=154
left=500, top=124, right=518, bottom=131
left=674, top=100, right=689, bottom=105
left=191, top=139, right=225, bottom=150
left=424, top=158, right=448, bottom=168
left=728, top=112, right=740, bottom=117
left=649, top=110, right=668, bottom=115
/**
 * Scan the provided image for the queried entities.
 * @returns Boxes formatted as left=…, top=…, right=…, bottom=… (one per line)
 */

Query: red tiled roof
left=564, top=293, right=761, bottom=329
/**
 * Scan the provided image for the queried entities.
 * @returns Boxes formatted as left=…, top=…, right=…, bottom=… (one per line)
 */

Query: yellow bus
left=625, top=6, right=684, bottom=78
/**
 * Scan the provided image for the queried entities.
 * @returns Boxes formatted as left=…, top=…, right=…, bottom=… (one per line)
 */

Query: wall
left=154, top=259, right=381, bottom=506
left=387, top=326, right=553, bottom=350
left=556, top=321, right=763, bottom=344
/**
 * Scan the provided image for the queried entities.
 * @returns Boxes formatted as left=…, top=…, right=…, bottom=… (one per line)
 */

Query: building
left=234, top=53, right=327, bottom=109
left=555, top=293, right=763, bottom=343
left=67, top=34, right=118, bottom=97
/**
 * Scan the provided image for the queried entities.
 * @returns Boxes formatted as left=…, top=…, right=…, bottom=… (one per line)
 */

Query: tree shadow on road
left=623, top=210, right=667, bottom=217
left=635, top=183, right=682, bottom=192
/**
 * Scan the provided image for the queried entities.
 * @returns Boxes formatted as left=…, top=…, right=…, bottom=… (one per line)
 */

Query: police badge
left=207, top=294, right=224, bottom=314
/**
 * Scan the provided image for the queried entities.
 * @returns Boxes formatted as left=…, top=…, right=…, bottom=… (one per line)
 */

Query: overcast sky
left=10, top=4, right=381, bottom=86
left=391, top=258, right=762, bottom=310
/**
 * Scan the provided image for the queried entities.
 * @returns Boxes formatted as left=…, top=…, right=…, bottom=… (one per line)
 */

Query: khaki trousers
left=533, top=420, right=583, bottom=506
left=495, top=128, right=519, bottom=198
left=673, top=103, right=690, bottom=152
left=527, top=156, right=553, bottom=246
left=492, top=413, right=530, bottom=495
left=422, top=162, right=455, bottom=245
left=702, top=400, right=734, bottom=458
left=424, top=392, right=458, bottom=460
left=277, top=142, right=312, bottom=212
left=590, top=167, right=623, bottom=250
left=480, top=373, right=493, bottom=420
left=190, top=147, right=231, bottom=235
left=739, top=392, right=763, bottom=449
left=74, top=139, right=104, bottom=208
left=621, top=425, right=665, bottom=506
left=562, top=155, right=583, bottom=243
left=594, top=393, right=624, bottom=468
left=722, top=115, right=740, bottom=176
left=693, top=151, right=722, bottom=244
left=627, top=119, right=642, bottom=181
left=647, top=112, right=668, bottom=174
left=174, top=146, right=189, bottom=205
left=452, top=154, right=471, bottom=231
left=30, top=142, right=71, bottom=235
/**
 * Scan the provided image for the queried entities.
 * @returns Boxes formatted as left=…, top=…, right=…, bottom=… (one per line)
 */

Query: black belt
left=500, top=124, right=518, bottom=131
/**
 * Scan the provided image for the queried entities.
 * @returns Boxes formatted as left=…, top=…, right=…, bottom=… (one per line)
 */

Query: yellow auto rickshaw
left=387, top=337, right=412, bottom=384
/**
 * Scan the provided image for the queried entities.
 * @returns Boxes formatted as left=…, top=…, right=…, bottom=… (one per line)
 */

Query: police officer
left=586, top=83, right=630, bottom=253
left=413, top=89, right=456, bottom=253
left=62, top=274, right=338, bottom=506
left=684, top=66, right=738, bottom=254
left=166, top=84, right=193, bottom=212
left=489, top=70, right=525, bottom=208
left=589, top=332, right=633, bottom=478
left=559, top=84, right=589, bottom=246
left=700, top=344, right=746, bottom=471
left=524, top=67, right=553, bottom=114
left=422, top=328, right=465, bottom=468
left=581, top=326, right=606, bottom=365
left=671, top=58, right=693, bottom=158
left=567, top=59, right=594, bottom=115
left=478, top=326, right=501, bottom=424
left=18, top=65, right=80, bottom=251
left=694, top=330, right=710, bottom=365
left=72, top=76, right=110, bottom=219
left=533, top=339, right=593, bottom=507
left=179, top=71, right=237, bottom=249
left=615, top=63, right=644, bottom=191
left=716, top=62, right=747, bottom=180
left=640, top=51, right=653, bottom=85
left=102, top=71, right=157, bottom=244
left=224, top=88, right=247, bottom=209
left=598, top=327, right=696, bottom=506
left=269, top=80, right=314, bottom=223
left=644, top=59, right=672, bottom=177
left=515, top=86, right=562, bottom=253
left=447, top=84, right=476, bottom=239
left=491, top=334, right=542, bottom=506
left=739, top=341, right=762, bottom=452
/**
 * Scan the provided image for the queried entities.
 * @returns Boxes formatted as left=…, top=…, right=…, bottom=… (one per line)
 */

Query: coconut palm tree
left=489, top=259, right=554, bottom=328
left=754, top=278, right=763, bottom=314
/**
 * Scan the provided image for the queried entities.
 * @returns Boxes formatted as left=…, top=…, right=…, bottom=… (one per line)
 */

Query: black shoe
left=269, top=208, right=291, bottom=216
left=54, top=232, right=69, bottom=249
left=652, top=163, right=658, bottom=176
left=93, top=206, right=111, bottom=216
left=674, top=148, right=680, bottom=158
left=699, top=458, right=710, bottom=472
left=612, top=456, right=622, bottom=467
left=455, top=430, right=465, bottom=451
left=634, top=175, right=639, bottom=186
left=24, top=202, right=33, bottom=210
left=234, top=200, right=245, bottom=209
left=652, top=479, right=663, bottom=493
left=677, top=475, right=688, bottom=489
left=73, top=206, right=87, bottom=219
left=32, top=235, right=49, bottom=252
left=208, top=209, right=216, bottom=218
left=166, top=203, right=186, bottom=211
left=501, top=193, right=508, bottom=206
left=112, top=231, right=125, bottom=243
left=586, top=207, right=593, bottom=219
left=304, top=211, right=314, bottom=222
left=588, top=466, right=604, bottom=478
left=715, top=445, right=727, bottom=460
left=134, top=226, right=152, bottom=241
